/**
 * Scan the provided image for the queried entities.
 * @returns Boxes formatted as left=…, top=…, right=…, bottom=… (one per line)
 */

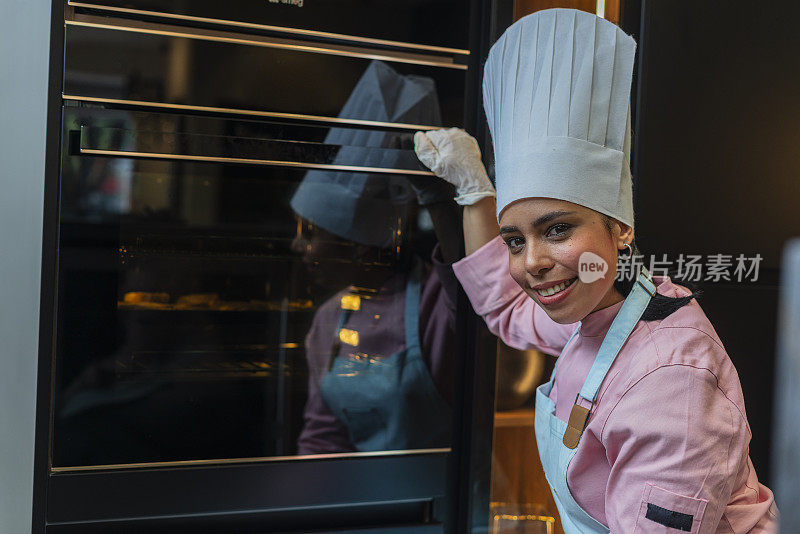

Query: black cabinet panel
left=633, top=1, right=800, bottom=272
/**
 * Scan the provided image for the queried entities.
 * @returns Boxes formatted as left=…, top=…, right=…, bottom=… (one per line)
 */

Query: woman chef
left=414, top=8, right=778, bottom=533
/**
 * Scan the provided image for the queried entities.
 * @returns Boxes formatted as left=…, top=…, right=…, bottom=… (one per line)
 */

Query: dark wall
left=632, top=0, right=800, bottom=484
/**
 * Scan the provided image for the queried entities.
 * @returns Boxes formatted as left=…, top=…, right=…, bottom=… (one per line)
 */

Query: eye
left=546, top=223, right=572, bottom=238
left=504, top=236, right=525, bottom=253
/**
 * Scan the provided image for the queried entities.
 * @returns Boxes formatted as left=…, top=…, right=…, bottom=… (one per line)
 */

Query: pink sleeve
left=452, top=235, right=575, bottom=356
left=602, top=364, right=776, bottom=533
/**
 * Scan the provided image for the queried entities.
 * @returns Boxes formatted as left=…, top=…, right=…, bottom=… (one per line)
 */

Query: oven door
left=47, top=103, right=455, bottom=531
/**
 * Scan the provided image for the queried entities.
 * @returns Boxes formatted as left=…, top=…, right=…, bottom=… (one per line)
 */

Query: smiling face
left=499, top=198, right=634, bottom=324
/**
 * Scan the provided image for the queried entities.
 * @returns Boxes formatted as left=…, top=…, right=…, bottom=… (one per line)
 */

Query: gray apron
left=320, top=259, right=451, bottom=451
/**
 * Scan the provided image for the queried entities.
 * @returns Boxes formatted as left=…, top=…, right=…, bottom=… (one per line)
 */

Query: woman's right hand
left=413, top=128, right=496, bottom=206
left=414, top=128, right=501, bottom=255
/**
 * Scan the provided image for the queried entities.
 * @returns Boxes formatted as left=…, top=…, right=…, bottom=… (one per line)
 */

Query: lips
left=534, top=277, right=577, bottom=296
left=528, top=277, right=578, bottom=308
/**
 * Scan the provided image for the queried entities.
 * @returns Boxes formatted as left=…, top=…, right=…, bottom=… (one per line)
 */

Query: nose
left=524, top=243, right=553, bottom=279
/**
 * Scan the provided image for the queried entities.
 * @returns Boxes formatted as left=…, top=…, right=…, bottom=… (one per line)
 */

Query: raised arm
left=463, top=195, right=501, bottom=256
left=414, top=128, right=574, bottom=355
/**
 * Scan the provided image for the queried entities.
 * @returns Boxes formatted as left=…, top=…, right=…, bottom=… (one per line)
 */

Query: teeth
left=536, top=278, right=575, bottom=297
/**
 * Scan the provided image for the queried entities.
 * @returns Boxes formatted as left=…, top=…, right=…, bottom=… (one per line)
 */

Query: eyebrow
left=499, top=210, right=575, bottom=234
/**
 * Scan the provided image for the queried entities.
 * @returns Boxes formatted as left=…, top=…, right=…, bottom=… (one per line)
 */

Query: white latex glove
left=413, top=127, right=496, bottom=206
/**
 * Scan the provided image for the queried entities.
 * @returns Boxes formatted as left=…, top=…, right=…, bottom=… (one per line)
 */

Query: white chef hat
left=483, top=8, right=637, bottom=228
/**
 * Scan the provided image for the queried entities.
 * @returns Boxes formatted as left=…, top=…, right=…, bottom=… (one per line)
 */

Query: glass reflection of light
left=340, top=294, right=361, bottom=311
left=338, top=328, right=359, bottom=346
left=333, top=352, right=392, bottom=377
left=490, top=502, right=555, bottom=534
left=394, top=215, right=403, bottom=256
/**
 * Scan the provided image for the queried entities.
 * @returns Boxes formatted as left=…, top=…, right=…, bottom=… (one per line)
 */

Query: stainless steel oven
left=33, top=0, right=494, bottom=532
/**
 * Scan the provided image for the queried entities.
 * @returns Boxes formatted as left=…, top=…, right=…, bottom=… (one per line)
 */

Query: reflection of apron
left=534, top=269, right=657, bottom=533
left=320, top=259, right=451, bottom=451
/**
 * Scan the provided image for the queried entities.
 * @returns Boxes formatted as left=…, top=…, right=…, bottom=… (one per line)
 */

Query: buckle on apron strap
left=637, top=267, right=657, bottom=298
left=637, top=279, right=657, bottom=298
left=563, top=397, right=592, bottom=449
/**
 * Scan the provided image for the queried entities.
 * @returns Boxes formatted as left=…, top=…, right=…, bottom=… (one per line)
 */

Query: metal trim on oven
left=51, top=447, right=452, bottom=473
left=76, top=132, right=436, bottom=176
left=78, top=148, right=437, bottom=175
left=67, top=0, right=471, bottom=57
left=63, top=95, right=443, bottom=131
left=65, top=17, right=469, bottom=70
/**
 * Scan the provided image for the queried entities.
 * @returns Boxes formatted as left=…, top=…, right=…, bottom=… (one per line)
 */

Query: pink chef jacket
left=453, top=235, right=779, bottom=533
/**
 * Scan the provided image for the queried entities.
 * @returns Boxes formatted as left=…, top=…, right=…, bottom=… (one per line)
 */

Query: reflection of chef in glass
left=290, top=60, right=460, bottom=454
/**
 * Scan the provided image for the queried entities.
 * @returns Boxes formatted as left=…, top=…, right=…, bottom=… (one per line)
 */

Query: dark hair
left=600, top=216, right=703, bottom=321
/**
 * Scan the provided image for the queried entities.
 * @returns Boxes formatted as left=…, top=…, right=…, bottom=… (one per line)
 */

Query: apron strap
left=578, top=268, right=656, bottom=403
left=403, top=256, right=423, bottom=352
left=564, top=267, right=657, bottom=449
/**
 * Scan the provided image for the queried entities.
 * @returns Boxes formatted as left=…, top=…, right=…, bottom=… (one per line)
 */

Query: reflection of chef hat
left=483, top=8, right=637, bottom=227
left=291, top=60, right=441, bottom=247
left=291, top=170, right=411, bottom=248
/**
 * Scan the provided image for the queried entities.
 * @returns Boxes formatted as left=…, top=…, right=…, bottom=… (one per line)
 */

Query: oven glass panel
left=64, top=23, right=466, bottom=128
left=53, top=105, right=457, bottom=468
left=68, top=0, right=470, bottom=50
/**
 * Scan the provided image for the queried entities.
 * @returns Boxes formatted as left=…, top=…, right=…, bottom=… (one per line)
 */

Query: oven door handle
left=75, top=126, right=435, bottom=176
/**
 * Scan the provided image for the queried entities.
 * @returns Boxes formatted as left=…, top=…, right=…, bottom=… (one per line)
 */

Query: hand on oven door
left=413, top=128, right=496, bottom=206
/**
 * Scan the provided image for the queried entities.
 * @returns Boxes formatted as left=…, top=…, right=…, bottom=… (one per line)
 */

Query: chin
left=527, top=283, right=597, bottom=325
left=523, top=291, right=572, bottom=323
left=544, top=307, right=585, bottom=325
